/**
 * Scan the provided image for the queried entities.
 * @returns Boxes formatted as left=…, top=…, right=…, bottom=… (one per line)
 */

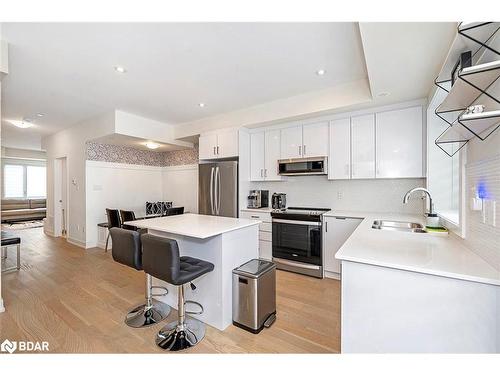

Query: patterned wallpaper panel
left=86, top=142, right=199, bottom=167
left=164, top=144, right=199, bottom=166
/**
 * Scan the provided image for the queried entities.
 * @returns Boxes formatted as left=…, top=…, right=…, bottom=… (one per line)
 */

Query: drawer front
left=259, top=231, right=272, bottom=242
left=240, top=211, right=271, bottom=222
left=259, top=222, right=272, bottom=232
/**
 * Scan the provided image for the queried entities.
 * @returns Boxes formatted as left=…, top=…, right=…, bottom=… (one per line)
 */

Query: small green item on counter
left=425, top=226, right=448, bottom=233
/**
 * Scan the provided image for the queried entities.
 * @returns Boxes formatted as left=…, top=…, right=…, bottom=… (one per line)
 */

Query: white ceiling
left=359, top=22, right=457, bottom=105
left=1, top=22, right=367, bottom=148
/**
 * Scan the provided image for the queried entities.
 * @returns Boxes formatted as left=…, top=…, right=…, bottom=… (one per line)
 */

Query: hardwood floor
left=0, top=227, right=340, bottom=353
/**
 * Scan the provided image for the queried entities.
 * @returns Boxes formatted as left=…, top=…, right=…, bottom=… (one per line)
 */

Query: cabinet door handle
left=217, top=146, right=219, bottom=155
left=303, top=145, right=306, bottom=155
left=325, top=221, right=328, bottom=232
left=213, top=146, right=216, bottom=155
left=299, top=145, right=302, bottom=156
left=251, top=215, right=259, bottom=219
left=264, top=169, right=267, bottom=177
left=260, top=169, right=263, bottom=177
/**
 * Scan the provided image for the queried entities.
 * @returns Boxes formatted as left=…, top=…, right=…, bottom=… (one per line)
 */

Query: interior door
left=351, top=114, right=375, bottom=179
left=215, top=161, right=238, bottom=218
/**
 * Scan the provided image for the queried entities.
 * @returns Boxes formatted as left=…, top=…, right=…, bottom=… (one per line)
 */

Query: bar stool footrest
left=184, top=300, right=204, bottom=315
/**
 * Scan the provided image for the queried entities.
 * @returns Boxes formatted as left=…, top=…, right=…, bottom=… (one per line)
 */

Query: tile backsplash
left=252, top=177, right=426, bottom=214
left=463, top=155, right=500, bottom=269
left=86, top=142, right=199, bottom=167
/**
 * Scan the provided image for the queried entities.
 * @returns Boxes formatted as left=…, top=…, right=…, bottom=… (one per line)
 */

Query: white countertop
left=332, top=211, right=500, bottom=286
left=125, top=213, right=261, bottom=239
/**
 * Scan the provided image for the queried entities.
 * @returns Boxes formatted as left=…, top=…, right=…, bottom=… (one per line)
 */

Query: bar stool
left=120, top=210, right=138, bottom=231
left=109, top=228, right=171, bottom=327
left=141, top=234, right=214, bottom=351
left=105, top=208, right=121, bottom=252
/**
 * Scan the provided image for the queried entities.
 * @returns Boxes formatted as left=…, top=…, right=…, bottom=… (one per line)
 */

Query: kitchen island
left=125, top=213, right=260, bottom=331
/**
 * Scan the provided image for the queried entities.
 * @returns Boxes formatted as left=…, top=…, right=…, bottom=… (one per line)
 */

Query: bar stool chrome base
left=155, top=317, right=206, bottom=351
left=125, top=300, right=171, bottom=328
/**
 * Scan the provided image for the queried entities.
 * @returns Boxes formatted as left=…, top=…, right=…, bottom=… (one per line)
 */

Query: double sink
left=372, top=220, right=426, bottom=233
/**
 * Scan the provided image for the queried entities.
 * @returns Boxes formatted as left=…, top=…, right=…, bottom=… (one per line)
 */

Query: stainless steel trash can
left=232, top=259, right=276, bottom=333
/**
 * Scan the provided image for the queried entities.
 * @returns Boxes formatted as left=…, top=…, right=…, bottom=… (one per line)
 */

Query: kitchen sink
left=372, top=220, right=426, bottom=233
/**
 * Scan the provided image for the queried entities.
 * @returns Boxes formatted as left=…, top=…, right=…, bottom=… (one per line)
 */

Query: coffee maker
left=247, top=190, right=269, bottom=209
left=271, top=193, right=286, bottom=210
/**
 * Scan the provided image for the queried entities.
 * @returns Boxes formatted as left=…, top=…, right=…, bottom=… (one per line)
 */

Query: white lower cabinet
left=323, top=216, right=362, bottom=278
left=240, top=210, right=272, bottom=261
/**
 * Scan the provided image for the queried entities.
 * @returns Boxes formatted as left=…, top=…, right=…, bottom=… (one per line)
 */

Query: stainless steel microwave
left=277, top=157, right=327, bottom=176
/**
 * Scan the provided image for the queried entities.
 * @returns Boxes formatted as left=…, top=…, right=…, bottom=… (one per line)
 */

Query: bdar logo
left=1, top=339, right=17, bottom=354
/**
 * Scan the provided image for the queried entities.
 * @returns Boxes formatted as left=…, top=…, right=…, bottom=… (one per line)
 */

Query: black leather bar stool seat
left=141, top=234, right=214, bottom=351
left=105, top=208, right=121, bottom=252
left=109, top=228, right=170, bottom=328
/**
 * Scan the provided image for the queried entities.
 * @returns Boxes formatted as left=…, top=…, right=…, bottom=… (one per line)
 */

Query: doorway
left=53, top=157, right=68, bottom=238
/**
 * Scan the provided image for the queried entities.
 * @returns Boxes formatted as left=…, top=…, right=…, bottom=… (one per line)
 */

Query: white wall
left=161, top=164, right=199, bottom=214
left=85, top=161, right=164, bottom=247
left=174, top=79, right=372, bottom=139
left=1, top=146, right=46, bottom=160
left=42, top=112, right=115, bottom=247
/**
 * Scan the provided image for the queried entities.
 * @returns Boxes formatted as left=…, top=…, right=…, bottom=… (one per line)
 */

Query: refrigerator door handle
left=216, top=166, right=222, bottom=215
left=210, top=167, right=215, bottom=215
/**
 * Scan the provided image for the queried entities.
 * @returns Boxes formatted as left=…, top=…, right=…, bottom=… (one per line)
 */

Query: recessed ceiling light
left=8, top=119, right=33, bottom=129
left=378, top=92, right=390, bottom=97
left=145, top=142, right=160, bottom=150
left=198, top=103, right=205, bottom=108
left=36, top=113, right=44, bottom=117
left=114, top=66, right=127, bottom=73
left=316, top=69, right=326, bottom=76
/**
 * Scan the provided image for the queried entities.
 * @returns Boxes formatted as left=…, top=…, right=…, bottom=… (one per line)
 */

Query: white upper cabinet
left=264, top=129, right=282, bottom=181
left=328, top=118, right=351, bottom=180
left=280, top=125, right=303, bottom=159
left=199, top=133, right=218, bottom=160
left=376, top=106, right=423, bottom=178
left=250, top=132, right=265, bottom=181
left=198, top=129, right=239, bottom=160
left=302, top=121, right=329, bottom=157
left=351, top=114, right=375, bottom=179
left=249, top=129, right=282, bottom=181
left=280, top=122, right=329, bottom=159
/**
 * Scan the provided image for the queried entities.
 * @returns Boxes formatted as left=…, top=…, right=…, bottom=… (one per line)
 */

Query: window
left=4, top=165, right=25, bottom=198
left=2, top=161, right=47, bottom=199
left=427, top=89, right=464, bottom=232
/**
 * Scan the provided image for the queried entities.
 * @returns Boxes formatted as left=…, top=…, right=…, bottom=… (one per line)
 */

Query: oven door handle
left=273, top=257, right=321, bottom=270
left=272, top=219, right=321, bottom=226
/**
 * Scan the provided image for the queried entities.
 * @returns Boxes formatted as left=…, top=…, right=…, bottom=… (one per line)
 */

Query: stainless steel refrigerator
left=198, top=161, right=238, bottom=218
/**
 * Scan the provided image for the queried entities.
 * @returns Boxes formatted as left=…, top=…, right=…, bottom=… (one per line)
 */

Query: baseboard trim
left=324, top=271, right=341, bottom=280
left=67, top=237, right=86, bottom=249
left=0, top=298, right=5, bottom=313
left=44, top=228, right=55, bottom=237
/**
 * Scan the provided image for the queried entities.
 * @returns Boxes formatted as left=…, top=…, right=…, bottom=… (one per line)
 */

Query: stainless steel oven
left=271, top=207, right=329, bottom=278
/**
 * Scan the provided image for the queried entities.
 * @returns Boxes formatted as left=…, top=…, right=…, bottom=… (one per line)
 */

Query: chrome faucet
left=403, top=187, right=434, bottom=214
